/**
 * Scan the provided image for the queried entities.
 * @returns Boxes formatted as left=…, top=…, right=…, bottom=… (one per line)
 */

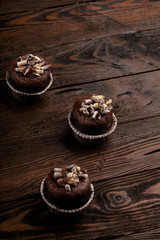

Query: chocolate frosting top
left=8, top=54, right=51, bottom=93
left=79, top=94, right=113, bottom=119
left=45, top=164, right=91, bottom=198
left=15, top=54, right=51, bottom=77
left=71, top=95, right=113, bottom=134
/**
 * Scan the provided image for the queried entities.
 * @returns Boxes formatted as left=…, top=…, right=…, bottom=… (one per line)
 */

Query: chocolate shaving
left=55, top=165, right=88, bottom=192
left=79, top=94, right=113, bottom=119
left=15, top=54, right=50, bottom=76
left=65, top=184, right=71, bottom=191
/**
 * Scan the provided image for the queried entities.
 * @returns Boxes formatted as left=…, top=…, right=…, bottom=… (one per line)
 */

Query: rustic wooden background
left=0, top=0, right=160, bottom=239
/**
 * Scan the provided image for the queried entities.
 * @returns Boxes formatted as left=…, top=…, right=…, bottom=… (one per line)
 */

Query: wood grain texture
left=91, top=0, right=160, bottom=30
left=0, top=1, right=160, bottom=86
left=116, top=229, right=160, bottom=240
left=1, top=0, right=160, bottom=238
left=1, top=29, right=160, bottom=89
left=1, top=168, right=160, bottom=240
left=0, top=71, right=160, bottom=203
left=0, top=0, right=91, bottom=14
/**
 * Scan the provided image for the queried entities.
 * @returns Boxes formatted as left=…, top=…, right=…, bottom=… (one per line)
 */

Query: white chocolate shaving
left=34, top=55, right=41, bottom=62
left=41, top=64, right=51, bottom=70
left=15, top=67, right=26, bottom=72
left=54, top=172, right=63, bottom=179
left=15, top=54, right=50, bottom=76
left=34, top=72, right=40, bottom=76
left=81, top=103, right=90, bottom=108
left=17, top=59, right=27, bottom=67
left=65, top=184, right=71, bottom=191
left=68, top=179, right=77, bottom=186
left=80, top=108, right=89, bottom=115
left=92, top=111, right=98, bottom=119
left=84, top=99, right=93, bottom=104
left=79, top=94, right=113, bottom=119
left=24, top=66, right=32, bottom=76
left=35, top=69, right=44, bottom=74
left=28, top=54, right=34, bottom=58
left=78, top=173, right=88, bottom=179
left=38, top=61, right=45, bottom=67
left=76, top=166, right=81, bottom=172
left=92, top=95, right=104, bottom=103
left=106, top=99, right=112, bottom=105
left=55, top=165, right=89, bottom=191
left=33, top=64, right=41, bottom=70
left=54, top=168, right=62, bottom=172
left=67, top=172, right=73, bottom=178
left=92, top=102, right=99, bottom=109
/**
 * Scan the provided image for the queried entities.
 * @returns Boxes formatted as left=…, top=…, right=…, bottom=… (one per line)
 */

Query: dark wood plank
left=1, top=28, right=160, bottom=88
left=1, top=0, right=160, bottom=32
left=92, top=0, right=160, bottom=31
left=0, top=71, right=160, bottom=202
left=0, top=0, right=91, bottom=14
left=1, top=168, right=160, bottom=239
left=115, top=229, right=160, bottom=240
left=1, top=0, right=160, bottom=238
left=1, top=1, right=160, bottom=87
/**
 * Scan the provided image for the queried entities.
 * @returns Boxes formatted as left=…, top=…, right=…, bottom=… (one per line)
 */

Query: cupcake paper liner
left=68, top=112, right=117, bottom=145
left=6, top=71, right=53, bottom=103
left=40, top=178, right=94, bottom=214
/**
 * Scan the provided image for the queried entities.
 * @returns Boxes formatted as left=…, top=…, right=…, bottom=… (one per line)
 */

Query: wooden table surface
left=1, top=0, right=160, bottom=239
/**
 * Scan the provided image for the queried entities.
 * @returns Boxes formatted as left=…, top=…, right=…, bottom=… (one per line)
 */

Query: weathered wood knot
left=106, top=191, right=131, bottom=209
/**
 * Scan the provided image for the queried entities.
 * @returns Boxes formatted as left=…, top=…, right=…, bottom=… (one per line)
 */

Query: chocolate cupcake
left=6, top=54, right=53, bottom=102
left=68, top=94, right=117, bottom=144
left=40, top=164, right=94, bottom=213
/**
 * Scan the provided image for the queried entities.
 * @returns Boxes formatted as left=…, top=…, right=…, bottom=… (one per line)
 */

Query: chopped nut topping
left=79, top=94, right=113, bottom=119
left=55, top=165, right=88, bottom=191
left=68, top=179, right=77, bottom=186
left=92, top=102, right=99, bottom=109
left=54, top=172, right=63, bottom=179
left=57, top=178, right=64, bottom=185
left=15, top=54, right=51, bottom=77
left=106, top=99, right=112, bottom=105
left=67, top=172, right=73, bottom=178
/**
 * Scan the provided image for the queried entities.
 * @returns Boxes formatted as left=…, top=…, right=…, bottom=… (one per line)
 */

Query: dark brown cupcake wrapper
left=40, top=178, right=94, bottom=214
left=6, top=71, right=53, bottom=102
left=68, top=112, right=117, bottom=144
